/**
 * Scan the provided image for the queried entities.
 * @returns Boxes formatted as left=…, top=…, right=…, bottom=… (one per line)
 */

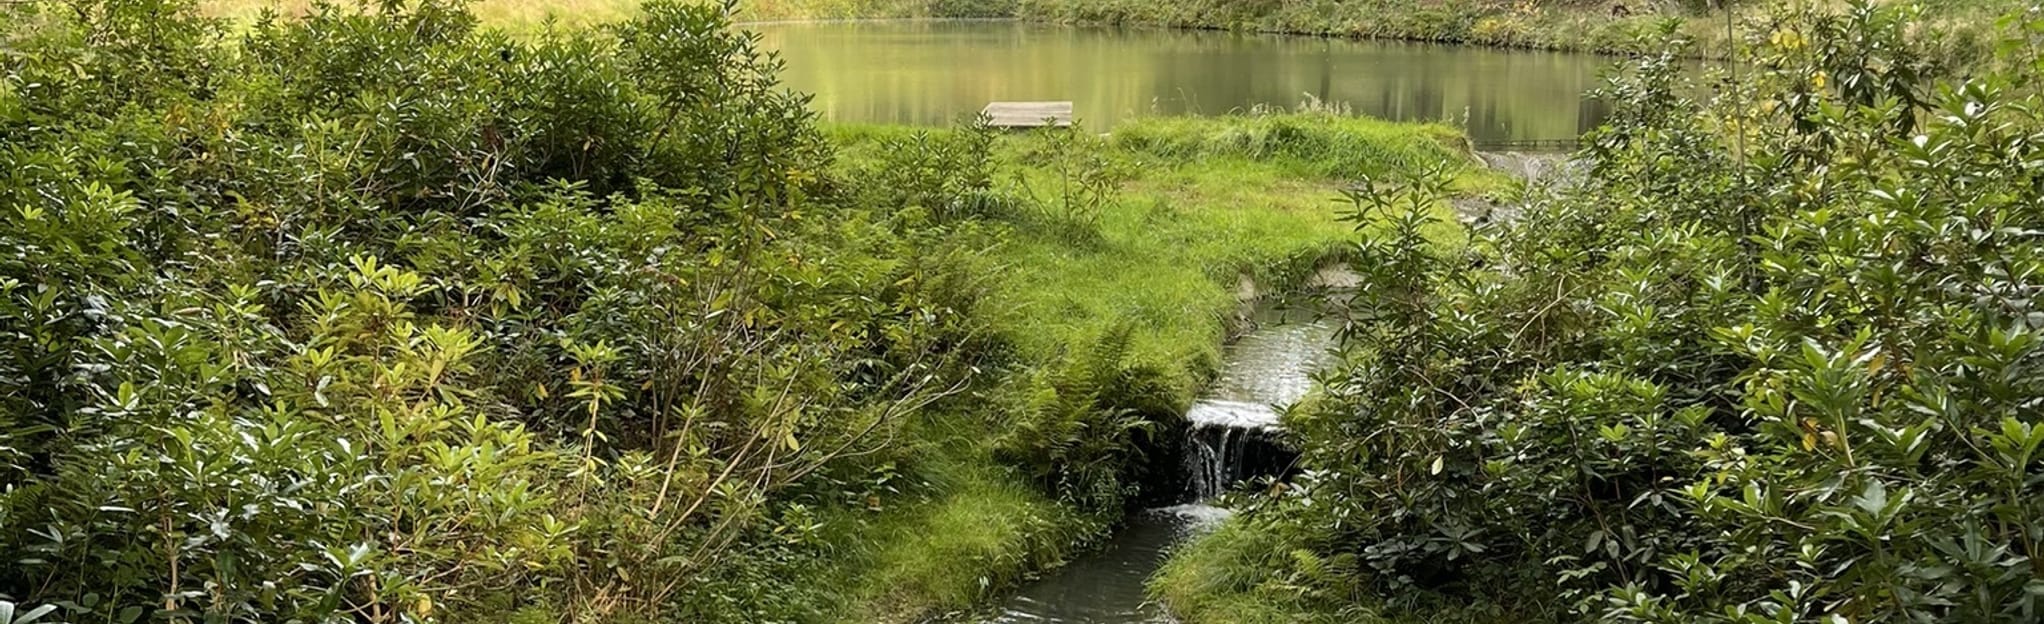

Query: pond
left=751, top=20, right=1615, bottom=146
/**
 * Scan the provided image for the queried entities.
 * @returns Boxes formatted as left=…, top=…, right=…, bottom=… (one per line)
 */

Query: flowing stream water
left=751, top=20, right=1612, bottom=145
left=978, top=303, right=1337, bottom=623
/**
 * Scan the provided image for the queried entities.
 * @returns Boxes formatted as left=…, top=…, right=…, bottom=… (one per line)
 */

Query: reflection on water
left=1201, top=304, right=1338, bottom=419
left=751, top=20, right=1612, bottom=144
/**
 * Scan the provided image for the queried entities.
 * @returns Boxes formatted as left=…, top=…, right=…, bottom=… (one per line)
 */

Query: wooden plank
left=982, top=101, right=1073, bottom=128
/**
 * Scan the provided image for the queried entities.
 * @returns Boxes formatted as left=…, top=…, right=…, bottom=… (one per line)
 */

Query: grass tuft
left=1148, top=518, right=1344, bottom=624
left=830, top=454, right=1103, bottom=623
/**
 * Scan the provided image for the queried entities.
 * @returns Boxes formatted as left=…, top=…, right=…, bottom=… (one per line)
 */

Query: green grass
left=1148, top=518, right=1345, bottom=624
left=818, top=451, right=1105, bottom=623
left=1151, top=516, right=1536, bottom=624
left=835, top=113, right=1494, bottom=400
left=996, top=114, right=1491, bottom=395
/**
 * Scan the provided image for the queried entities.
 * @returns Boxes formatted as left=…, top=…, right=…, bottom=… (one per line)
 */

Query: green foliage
left=821, top=451, right=1105, bottom=622
left=993, top=324, right=1163, bottom=510
left=1151, top=519, right=1359, bottom=624
left=0, top=0, right=1531, bottom=620
left=1012, top=124, right=1129, bottom=234
left=842, top=115, right=1008, bottom=223
left=0, top=0, right=998, bottom=621
left=1184, top=3, right=2044, bottom=623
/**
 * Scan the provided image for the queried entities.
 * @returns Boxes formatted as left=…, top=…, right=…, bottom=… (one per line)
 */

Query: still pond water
left=752, top=20, right=1615, bottom=145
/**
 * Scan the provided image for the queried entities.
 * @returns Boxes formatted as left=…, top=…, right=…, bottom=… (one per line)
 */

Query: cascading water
left=1184, top=421, right=1289, bottom=502
left=978, top=302, right=1336, bottom=623
left=1177, top=302, right=1333, bottom=502
left=1187, top=425, right=1234, bottom=501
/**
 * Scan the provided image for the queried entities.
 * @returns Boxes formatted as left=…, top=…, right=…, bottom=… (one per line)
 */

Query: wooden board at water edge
left=982, top=101, right=1074, bottom=128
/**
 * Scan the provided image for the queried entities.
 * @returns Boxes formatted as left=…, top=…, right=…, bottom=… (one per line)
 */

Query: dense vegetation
left=29, top=0, right=2044, bottom=623
left=0, top=1, right=1490, bottom=621
left=0, top=1, right=995, bottom=620
left=1157, top=2, right=2044, bottom=623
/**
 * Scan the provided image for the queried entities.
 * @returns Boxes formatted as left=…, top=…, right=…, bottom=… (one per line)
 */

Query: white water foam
left=1184, top=399, right=1282, bottom=430
left=1149, top=503, right=1235, bottom=529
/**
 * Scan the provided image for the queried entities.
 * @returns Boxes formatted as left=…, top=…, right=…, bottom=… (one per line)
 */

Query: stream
left=977, top=302, right=1338, bottom=623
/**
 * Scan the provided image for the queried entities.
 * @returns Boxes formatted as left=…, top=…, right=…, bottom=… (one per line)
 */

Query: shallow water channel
left=751, top=20, right=1613, bottom=145
left=976, top=303, right=1338, bottom=624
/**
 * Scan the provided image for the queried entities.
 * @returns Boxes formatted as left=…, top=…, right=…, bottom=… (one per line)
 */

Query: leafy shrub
left=843, top=115, right=1010, bottom=223
left=1013, top=123, right=1129, bottom=235
left=0, top=0, right=997, bottom=621
left=1212, top=2, right=2044, bottom=623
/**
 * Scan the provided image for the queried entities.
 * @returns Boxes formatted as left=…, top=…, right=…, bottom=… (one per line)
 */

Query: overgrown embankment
left=1014, top=0, right=2020, bottom=62
left=1152, top=3, right=2044, bottom=624
left=836, top=114, right=1485, bottom=397
left=207, top=0, right=1691, bottom=49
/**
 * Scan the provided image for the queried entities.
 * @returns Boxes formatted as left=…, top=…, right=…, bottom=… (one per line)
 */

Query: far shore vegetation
left=199, top=0, right=2024, bottom=63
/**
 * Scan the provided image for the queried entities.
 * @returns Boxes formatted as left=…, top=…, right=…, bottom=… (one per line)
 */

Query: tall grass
left=1110, top=114, right=1474, bottom=180
left=819, top=450, right=1105, bottom=623
left=1148, top=519, right=1342, bottom=624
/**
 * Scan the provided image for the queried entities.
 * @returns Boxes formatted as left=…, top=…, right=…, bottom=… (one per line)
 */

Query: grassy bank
left=812, top=112, right=1493, bottom=621
left=1017, top=0, right=1702, bottom=55
left=831, top=114, right=1486, bottom=400
left=198, top=0, right=991, bottom=30
left=1150, top=518, right=1336, bottom=624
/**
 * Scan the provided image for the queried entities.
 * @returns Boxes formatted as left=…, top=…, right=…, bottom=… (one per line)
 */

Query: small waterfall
left=982, top=300, right=1334, bottom=623
left=1181, top=400, right=1291, bottom=501
left=1169, top=303, right=1333, bottom=503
